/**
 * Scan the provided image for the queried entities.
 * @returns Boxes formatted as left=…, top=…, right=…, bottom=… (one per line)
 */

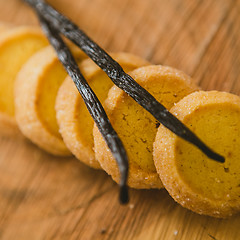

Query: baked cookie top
left=153, top=90, right=240, bottom=218
left=56, top=52, right=150, bottom=168
left=94, top=65, right=199, bottom=189
left=0, top=26, right=48, bottom=135
left=14, top=46, right=85, bottom=156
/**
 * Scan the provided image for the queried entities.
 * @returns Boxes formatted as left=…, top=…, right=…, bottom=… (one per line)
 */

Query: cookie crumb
left=129, top=204, right=135, bottom=209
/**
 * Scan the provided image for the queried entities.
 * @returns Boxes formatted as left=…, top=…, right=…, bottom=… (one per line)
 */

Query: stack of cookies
left=0, top=24, right=239, bottom=218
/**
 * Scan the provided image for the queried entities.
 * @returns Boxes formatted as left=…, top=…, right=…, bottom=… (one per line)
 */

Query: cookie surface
left=15, top=46, right=85, bottom=156
left=56, top=52, right=150, bottom=168
left=94, top=65, right=199, bottom=188
left=153, top=91, right=240, bottom=218
left=0, top=26, right=48, bottom=135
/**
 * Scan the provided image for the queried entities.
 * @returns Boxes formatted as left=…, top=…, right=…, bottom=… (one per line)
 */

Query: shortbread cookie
left=93, top=65, right=199, bottom=188
left=56, top=52, right=149, bottom=168
left=0, top=26, right=48, bottom=135
left=153, top=91, right=240, bottom=218
left=15, top=46, right=85, bottom=155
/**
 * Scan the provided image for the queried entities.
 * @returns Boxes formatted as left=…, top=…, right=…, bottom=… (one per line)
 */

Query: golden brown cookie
left=14, top=46, right=85, bottom=156
left=153, top=90, right=240, bottom=218
left=0, top=26, right=48, bottom=136
left=93, top=65, right=199, bottom=188
left=56, top=52, right=149, bottom=168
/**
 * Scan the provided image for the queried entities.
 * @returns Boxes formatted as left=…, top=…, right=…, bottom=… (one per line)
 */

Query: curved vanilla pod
left=37, top=14, right=129, bottom=204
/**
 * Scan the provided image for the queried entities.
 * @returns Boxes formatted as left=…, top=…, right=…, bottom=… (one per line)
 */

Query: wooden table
left=0, top=0, right=240, bottom=239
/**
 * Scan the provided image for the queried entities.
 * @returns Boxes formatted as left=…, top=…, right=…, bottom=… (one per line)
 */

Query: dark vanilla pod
left=23, top=0, right=225, bottom=163
left=36, top=15, right=129, bottom=204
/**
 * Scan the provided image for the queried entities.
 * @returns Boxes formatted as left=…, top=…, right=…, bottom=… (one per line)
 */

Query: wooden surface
left=0, top=0, right=240, bottom=239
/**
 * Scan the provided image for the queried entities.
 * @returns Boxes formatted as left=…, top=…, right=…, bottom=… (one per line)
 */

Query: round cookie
left=56, top=52, right=150, bottom=168
left=15, top=46, right=85, bottom=156
left=0, top=26, right=48, bottom=136
left=153, top=91, right=240, bottom=218
left=93, top=65, right=199, bottom=188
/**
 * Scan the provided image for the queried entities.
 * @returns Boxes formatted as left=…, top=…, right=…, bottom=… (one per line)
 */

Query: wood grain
left=0, top=0, right=240, bottom=239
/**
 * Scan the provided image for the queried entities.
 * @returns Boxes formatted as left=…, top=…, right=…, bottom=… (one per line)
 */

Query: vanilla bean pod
left=23, top=0, right=224, bottom=163
left=36, top=14, right=129, bottom=203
